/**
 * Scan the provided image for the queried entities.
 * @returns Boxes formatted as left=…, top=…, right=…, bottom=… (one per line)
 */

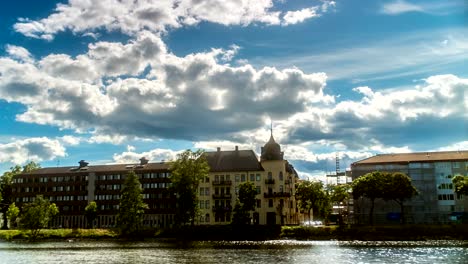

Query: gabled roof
left=352, top=151, right=468, bottom=165
left=205, top=149, right=263, bottom=172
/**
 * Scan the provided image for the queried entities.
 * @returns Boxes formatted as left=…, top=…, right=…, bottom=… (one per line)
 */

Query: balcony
left=212, top=180, right=232, bottom=186
left=212, top=205, right=232, bottom=212
left=212, top=193, right=232, bottom=199
left=264, top=192, right=291, bottom=198
left=265, top=179, right=275, bottom=184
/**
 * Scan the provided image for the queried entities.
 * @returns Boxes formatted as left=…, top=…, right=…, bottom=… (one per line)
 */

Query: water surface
left=0, top=240, right=466, bottom=264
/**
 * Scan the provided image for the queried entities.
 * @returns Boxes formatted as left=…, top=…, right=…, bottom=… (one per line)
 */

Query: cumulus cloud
left=13, top=0, right=334, bottom=40
left=0, top=137, right=66, bottom=164
left=112, top=148, right=180, bottom=164
left=0, top=31, right=330, bottom=142
left=5, top=45, right=34, bottom=63
left=380, top=0, right=464, bottom=15
left=282, top=7, right=319, bottom=26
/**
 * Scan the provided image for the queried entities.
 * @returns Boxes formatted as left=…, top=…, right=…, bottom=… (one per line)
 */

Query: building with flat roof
left=351, top=151, right=468, bottom=224
left=12, top=134, right=300, bottom=228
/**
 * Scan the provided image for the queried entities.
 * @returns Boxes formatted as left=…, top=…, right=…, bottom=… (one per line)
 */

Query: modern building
left=12, top=133, right=300, bottom=228
left=351, top=151, right=468, bottom=224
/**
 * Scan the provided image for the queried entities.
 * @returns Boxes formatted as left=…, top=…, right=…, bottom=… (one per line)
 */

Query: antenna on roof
left=270, top=120, right=273, bottom=137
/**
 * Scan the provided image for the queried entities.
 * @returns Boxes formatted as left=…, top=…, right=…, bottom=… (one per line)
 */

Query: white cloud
left=112, top=148, right=180, bottom=164
left=13, top=0, right=334, bottom=40
left=59, top=135, right=81, bottom=146
left=381, top=0, right=464, bottom=16
left=5, top=45, right=34, bottom=63
left=0, top=137, right=66, bottom=164
left=435, top=141, right=468, bottom=151
left=381, top=0, right=423, bottom=15
left=257, top=28, right=468, bottom=82
left=282, top=7, right=319, bottom=26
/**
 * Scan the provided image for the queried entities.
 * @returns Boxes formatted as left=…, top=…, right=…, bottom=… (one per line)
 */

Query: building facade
left=351, top=151, right=468, bottom=224
left=12, top=134, right=300, bottom=228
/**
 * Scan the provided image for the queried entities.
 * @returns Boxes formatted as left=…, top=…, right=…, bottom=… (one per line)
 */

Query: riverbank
left=1, top=224, right=467, bottom=242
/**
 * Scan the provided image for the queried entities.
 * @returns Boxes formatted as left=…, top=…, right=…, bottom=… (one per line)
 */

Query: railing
left=265, top=179, right=275, bottom=184
left=212, top=180, right=232, bottom=186
left=212, top=193, right=232, bottom=199
left=212, top=205, right=232, bottom=212
left=264, top=192, right=291, bottom=198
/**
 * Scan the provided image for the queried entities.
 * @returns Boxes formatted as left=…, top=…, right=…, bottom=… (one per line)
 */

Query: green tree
left=19, top=195, right=59, bottom=240
left=117, top=171, right=148, bottom=236
left=85, top=201, right=98, bottom=229
left=232, top=182, right=257, bottom=225
left=453, top=175, right=468, bottom=195
left=6, top=202, right=20, bottom=228
left=169, top=149, right=210, bottom=226
left=328, top=184, right=351, bottom=226
left=382, top=172, right=418, bottom=224
left=352, top=171, right=386, bottom=225
left=0, top=161, right=40, bottom=229
left=296, top=180, right=330, bottom=223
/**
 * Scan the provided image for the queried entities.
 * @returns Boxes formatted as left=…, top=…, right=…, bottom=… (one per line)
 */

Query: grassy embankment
left=1, top=224, right=467, bottom=241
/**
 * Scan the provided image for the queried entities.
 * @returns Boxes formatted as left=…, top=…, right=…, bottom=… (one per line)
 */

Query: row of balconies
left=211, top=179, right=293, bottom=186
left=263, top=192, right=291, bottom=198
left=212, top=193, right=232, bottom=199
left=212, top=205, right=232, bottom=212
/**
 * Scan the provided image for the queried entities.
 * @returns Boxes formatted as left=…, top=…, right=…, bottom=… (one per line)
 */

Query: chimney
left=78, top=160, right=89, bottom=168
left=140, top=157, right=149, bottom=165
left=235, top=146, right=239, bottom=151
left=217, top=147, right=221, bottom=152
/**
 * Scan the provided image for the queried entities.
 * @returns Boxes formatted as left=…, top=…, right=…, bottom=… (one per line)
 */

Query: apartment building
left=351, top=151, right=468, bottom=224
left=12, top=133, right=300, bottom=227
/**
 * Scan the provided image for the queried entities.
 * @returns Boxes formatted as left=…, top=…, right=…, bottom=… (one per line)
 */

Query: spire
left=270, top=120, right=273, bottom=137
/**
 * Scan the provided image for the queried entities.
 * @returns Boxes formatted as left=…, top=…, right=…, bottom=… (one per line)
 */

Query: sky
left=0, top=0, right=467, bottom=179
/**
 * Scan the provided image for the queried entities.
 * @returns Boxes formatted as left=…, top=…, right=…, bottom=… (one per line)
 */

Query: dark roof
left=352, top=151, right=468, bottom=165
left=261, top=134, right=283, bottom=161
left=20, top=162, right=170, bottom=176
left=205, top=149, right=263, bottom=172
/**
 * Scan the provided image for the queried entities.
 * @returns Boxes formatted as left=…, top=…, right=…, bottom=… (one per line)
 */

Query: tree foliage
left=232, top=182, right=257, bottom=225
left=1, top=161, right=41, bottom=229
left=117, top=171, right=148, bottom=236
left=169, top=149, right=210, bottom=226
left=295, top=180, right=330, bottom=222
left=453, top=175, right=468, bottom=195
left=382, top=172, right=418, bottom=224
left=85, top=201, right=98, bottom=229
left=19, top=195, right=59, bottom=240
left=352, top=171, right=387, bottom=225
left=353, top=171, right=417, bottom=225
left=328, top=184, right=351, bottom=225
left=6, top=203, right=20, bottom=228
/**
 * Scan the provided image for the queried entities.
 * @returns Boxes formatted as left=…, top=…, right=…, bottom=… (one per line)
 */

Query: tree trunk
left=369, top=198, right=375, bottom=226
left=2, top=208, right=8, bottom=230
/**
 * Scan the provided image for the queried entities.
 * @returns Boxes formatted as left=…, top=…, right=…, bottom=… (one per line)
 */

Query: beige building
left=198, top=133, right=300, bottom=225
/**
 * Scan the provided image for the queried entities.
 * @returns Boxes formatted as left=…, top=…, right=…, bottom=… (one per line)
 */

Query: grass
left=0, top=228, right=118, bottom=241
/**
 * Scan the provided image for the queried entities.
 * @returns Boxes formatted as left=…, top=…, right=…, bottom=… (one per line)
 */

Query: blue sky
left=0, top=0, right=466, bottom=179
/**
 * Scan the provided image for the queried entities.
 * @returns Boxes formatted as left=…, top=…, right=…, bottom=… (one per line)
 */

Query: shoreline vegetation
left=1, top=224, right=467, bottom=242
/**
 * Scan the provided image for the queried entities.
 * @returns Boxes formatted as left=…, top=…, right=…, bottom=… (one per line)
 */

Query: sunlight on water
left=0, top=240, right=466, bottom=264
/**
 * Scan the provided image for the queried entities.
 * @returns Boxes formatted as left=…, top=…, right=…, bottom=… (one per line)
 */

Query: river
left=0, top=240, right=467, bottom=264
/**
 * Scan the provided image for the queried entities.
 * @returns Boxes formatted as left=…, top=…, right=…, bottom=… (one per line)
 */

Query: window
left=256, top=199, right=261, bottom=208
left=205, top=214, right=210, bottom=223
left=268, top=172, right=272, bottom=180
left=250, top=174, right=255, bottom=181
left=235, top=174, right=240, bottom=182
left=279, top=171, right=283, bottom=181
left=256, top=174, right=261, bottom=181
left=256, top=186, right=261, bottom=194
left=453, top=162, right=460, bottom=168
left=279, top=185, right=283, bottom=192
left=205, top=200, right=210, bottom=209
left=241, top=174, right=246, bottom=182
left=269, top=199, right=273, bottom=208
left=200, top=187, right=204, bottom=196
left=215, top=175, right=219, bottom=182
left=200, top=200, right=204, bottom=209
left=205, top=188, right=210, bottom=195
left=235, top=187, right=239, bottom=194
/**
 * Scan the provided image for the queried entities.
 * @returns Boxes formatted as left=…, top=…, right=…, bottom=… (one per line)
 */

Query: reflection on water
left=0, top=240, right=467, bottom=264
